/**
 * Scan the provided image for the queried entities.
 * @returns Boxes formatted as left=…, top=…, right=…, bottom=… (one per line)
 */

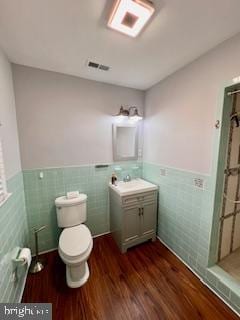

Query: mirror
left=113, top=123, right=138, bottom=161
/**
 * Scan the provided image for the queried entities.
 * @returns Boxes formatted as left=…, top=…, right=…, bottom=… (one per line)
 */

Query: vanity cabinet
left=109, top=189, right=158, bottom=253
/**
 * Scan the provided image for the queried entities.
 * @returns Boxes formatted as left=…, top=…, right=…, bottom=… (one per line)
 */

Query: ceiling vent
left=87, top=60, right=110, bottom=71
left=99, top=64, right=110, bottom=71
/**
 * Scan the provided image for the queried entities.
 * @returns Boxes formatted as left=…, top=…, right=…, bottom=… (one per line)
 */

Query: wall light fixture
left=115, top=106, right=143, bottom=121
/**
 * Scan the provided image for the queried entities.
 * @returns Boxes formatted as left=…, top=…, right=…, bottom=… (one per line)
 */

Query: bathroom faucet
left=123, top=174, right=131, bottom=182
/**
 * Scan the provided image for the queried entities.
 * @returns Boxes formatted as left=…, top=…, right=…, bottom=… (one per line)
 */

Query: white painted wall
left=144, top=33, right=240, bottom=174
left=13, top=32, right=240, bottom=174
left=13, top=65, right=144, bottom=170
left=0, top=48, right=21, bottom=179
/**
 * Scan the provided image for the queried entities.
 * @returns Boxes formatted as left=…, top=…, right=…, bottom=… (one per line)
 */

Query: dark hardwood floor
left=23, top=234, right=239, bottom=320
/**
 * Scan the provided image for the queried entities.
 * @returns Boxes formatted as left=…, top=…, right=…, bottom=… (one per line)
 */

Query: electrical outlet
left=194, top=178, right=204, bottom=189
left=160, top=169, right=167, bottom=176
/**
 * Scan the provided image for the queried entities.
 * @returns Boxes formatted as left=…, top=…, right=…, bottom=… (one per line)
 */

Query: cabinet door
left=123, top=207, right=141, bottom=243
left=141, top=203, right=156, bottom=236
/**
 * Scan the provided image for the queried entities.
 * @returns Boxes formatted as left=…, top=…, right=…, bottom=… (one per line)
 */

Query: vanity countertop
left=109, top=178, right=158, bottom=196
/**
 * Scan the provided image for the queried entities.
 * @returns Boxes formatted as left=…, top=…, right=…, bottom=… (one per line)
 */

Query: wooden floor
left=23, top=234, right=239, bottom=320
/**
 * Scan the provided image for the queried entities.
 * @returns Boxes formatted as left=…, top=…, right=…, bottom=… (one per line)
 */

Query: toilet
left=55, top=194, right=93, bottom=288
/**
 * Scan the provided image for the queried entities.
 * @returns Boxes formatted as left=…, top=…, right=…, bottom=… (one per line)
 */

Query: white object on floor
left=55, top=194, right=93, bottom=288
left=16, top=248, right=32, bottom=267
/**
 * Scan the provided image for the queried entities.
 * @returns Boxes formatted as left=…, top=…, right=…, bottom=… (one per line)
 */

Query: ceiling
left=0, top=0, right=240, bottom=90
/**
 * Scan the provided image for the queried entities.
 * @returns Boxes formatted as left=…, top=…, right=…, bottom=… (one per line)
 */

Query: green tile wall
left=143, top=162, right=212, bottom=269
left=0, top=172, right=29, bottom=302
left=23, top=162, right=142, bottom=254
left=143, top=162, right=240, bottom=315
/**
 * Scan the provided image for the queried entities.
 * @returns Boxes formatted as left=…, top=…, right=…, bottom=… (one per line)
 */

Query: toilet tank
left=55, top=194, right=87, bottom=228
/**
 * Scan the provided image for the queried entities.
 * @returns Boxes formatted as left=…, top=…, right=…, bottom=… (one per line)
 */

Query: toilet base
left=66, top=262, right=90, bottom=288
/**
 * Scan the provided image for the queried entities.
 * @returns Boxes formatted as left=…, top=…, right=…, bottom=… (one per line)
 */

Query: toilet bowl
left=55, top=194, right=93, bottom=288
left=59, top=224, right=93, bottom=288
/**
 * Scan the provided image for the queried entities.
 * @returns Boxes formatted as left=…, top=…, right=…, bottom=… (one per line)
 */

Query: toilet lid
left=59, top=225, right=92, bottom=257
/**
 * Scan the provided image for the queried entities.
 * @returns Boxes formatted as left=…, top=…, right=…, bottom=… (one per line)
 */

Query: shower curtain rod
left=227, top=89, right=240, bottom=96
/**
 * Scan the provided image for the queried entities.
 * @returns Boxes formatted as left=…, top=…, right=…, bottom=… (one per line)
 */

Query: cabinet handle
left=141, top=208, right=144, bottom=215
left=138, top=208, right=141, bottom=216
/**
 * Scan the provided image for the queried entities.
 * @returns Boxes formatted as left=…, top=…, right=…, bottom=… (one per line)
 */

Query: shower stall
left=218, top=87, right=240, bottom=281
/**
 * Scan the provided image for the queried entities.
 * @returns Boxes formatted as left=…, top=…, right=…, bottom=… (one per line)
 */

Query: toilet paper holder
left=12, top=248, right=29, bottom=266
left=12, top=247, right=32, bottom=282
left=29, top=225, right=47, bottom=274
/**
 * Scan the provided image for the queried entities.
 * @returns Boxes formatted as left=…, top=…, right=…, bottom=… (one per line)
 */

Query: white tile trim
left=0, top=193, right=12, bottom=208
left=143, top=161, right=211, bottom=177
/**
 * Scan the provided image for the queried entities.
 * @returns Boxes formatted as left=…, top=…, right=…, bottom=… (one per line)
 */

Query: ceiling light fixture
left=115, top=106, right=143, bottom=121
left=108, top=0, right=155, bottom=38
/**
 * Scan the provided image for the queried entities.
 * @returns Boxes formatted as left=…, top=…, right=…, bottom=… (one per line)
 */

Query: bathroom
left=1, top=0, right=240, bottom=319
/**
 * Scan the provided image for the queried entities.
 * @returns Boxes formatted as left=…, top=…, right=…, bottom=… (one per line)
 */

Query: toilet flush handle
left=34, top=225, right=47, bottom=234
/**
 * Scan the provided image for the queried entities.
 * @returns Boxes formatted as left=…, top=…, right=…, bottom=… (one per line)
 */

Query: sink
left=109, top=178, right=158, bottom=196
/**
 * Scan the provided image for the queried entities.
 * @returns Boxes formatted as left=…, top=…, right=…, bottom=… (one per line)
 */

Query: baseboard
left=33, top=247, right=58, bottom=257
left=202, top=279, right=240, bottom=317
left=157, top=237, right=240, bottom=317
left=157, top=236, right=203, bottom=278
left=93, top=231, right=110, bottom=239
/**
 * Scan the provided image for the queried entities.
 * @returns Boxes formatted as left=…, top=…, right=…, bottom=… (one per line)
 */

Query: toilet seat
left=59, top=224, right=92, bottom=263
